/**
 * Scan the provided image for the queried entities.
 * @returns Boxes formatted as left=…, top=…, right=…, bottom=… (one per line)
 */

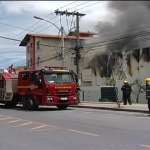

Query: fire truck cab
left=18, top=67, right=79, bottom=110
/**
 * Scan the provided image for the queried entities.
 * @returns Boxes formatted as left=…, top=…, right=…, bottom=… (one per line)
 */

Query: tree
left=105, top=77, right=116, bottom=86
left=131, top=79, right=146, bottom=103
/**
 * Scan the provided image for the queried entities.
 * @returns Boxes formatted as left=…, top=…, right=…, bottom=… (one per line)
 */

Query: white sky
left=0, top=1, right=113, bottom=69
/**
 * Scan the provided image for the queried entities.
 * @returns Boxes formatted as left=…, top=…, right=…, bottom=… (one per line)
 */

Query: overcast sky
left=0, top=1, right=113, bottom=69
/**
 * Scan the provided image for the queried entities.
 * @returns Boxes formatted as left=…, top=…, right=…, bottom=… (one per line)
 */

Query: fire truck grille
left=58, top=100, right=69, bottom=103
left=55, top=90, right=71, bottom=96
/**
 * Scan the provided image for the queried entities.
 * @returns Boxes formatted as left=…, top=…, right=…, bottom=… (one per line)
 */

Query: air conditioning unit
left=100, top=86, right=118, bottom=102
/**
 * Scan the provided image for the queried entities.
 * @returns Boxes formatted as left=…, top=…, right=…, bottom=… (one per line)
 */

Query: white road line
left=138, top=117, right=150, bottom=120
left=83, top=112, right=93, bottom=113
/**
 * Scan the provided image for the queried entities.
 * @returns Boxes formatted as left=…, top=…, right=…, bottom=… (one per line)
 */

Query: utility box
left=100, top=86, right=118, bottom=102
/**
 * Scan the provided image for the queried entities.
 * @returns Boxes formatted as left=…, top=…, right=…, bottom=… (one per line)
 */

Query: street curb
left=69, top=105, right=150, bottom=114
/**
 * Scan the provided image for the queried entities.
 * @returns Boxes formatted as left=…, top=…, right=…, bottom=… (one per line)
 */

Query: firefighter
left=145, top=78, right=150, bottom=112
left=121, top=80, right=132, bottom=105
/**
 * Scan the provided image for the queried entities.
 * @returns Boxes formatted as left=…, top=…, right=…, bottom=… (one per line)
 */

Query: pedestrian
left=145, top=78, right=150, bottom=112
left=121, top=80, right=132, bottom=105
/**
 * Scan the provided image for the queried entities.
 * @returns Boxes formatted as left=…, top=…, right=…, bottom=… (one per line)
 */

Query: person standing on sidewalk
left=145, top=78, right=150, bottom=112
left=121, top=80, right=132, bottom=105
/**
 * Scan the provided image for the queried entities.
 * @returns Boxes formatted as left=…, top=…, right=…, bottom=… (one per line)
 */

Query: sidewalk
left=70, top=101, right=150, bottom=113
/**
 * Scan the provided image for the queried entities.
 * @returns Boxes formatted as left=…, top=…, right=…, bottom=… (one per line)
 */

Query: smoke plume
left=85, top=1, right=150, bottom=77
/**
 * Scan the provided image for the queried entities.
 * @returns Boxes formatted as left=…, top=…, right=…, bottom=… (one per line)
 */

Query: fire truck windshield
left=44, top=73, right=75, bottom=84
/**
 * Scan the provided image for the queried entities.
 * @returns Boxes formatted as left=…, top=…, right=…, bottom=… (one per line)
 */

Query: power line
left=0, top=1, right=111, bottom=68
left=0, top=1, right=78, bottom=47
left=0, top=1, right=101, bottom=53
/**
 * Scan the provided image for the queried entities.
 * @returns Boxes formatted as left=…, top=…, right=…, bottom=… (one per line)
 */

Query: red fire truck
left=0, top=65, right=79, bottom=110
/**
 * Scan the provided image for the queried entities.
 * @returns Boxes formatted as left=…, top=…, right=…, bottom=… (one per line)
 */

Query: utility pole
left=55, top=10, right=85, bottom=80
left=61, top=26, right=66, bottom=67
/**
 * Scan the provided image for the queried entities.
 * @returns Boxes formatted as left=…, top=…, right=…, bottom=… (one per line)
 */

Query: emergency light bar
left=51, top=69, right=69, bottom=72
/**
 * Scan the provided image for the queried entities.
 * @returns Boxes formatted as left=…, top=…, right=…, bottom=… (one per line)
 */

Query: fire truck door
left=30, top=72, right=42, bottom=93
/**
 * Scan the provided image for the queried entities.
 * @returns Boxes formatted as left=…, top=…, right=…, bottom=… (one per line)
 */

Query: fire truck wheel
left=57, top=105, right=68, bottom=110
left=25, top=96, right=38, bottom=110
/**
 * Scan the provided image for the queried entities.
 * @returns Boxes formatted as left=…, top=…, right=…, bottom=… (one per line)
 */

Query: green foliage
left=131, top=79, right=146, bottom=103
left=105, top=77, right=116, bottom=86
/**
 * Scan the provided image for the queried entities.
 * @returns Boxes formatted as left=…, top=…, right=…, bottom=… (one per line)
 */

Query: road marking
left=106, top=114, right=113, bottom=115
left=5, top=119, right=21, bottom=124
left=0, top=117, right=12, bottom=120
left=138, top=117, right=150, bottom=120
left=15, top=122, right=33, bottom=127
left=35, top=127, right=62, bottom=132
left=66, top=129, right=99, bottom=137
left=29, top=125, right=48, bottom=131
left=83, top=112, right=93, bottom=114
left=141, top=144, right=150, bottom=148
left=0, top=114, right=60, bottom=128
left=0, top=114, right=99, bottom=135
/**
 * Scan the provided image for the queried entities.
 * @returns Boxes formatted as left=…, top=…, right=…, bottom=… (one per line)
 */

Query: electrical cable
left=0, top=1, right=78, bottom=47
left=0, top=0, right=101, bottom=52
left=6, top=33, right=150, bottom=69
left=1, top=0, right=140, bottom=68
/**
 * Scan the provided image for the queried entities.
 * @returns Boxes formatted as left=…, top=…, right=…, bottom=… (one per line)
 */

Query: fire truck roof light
left=51, top=69, right=69, bottom=72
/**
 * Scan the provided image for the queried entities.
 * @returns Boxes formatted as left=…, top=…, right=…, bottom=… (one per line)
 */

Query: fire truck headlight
left=47, top=97, right=54, bottom=102
left=73, top=97, right=77, bottom=101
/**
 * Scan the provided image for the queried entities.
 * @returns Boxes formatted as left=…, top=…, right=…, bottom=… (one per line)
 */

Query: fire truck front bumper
left=42, top=95, right=79, bottom=105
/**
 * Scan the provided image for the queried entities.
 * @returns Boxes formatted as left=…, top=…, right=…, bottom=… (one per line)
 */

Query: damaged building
left=81, top=1, right=150, bottom=104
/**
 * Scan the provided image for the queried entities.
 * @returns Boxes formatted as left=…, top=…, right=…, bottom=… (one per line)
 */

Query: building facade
left=19, top=31, right=96, bottom=73
left=82, top=47, right=150, bottom=103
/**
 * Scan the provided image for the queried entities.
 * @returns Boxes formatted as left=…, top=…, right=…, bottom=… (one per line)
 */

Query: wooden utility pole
left=55, top=10, right=86, bottom=80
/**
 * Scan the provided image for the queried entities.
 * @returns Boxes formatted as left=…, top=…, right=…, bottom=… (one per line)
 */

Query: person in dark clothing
left=121, top=80, right=132, bottom=105
left=145, top=78, right=150, bottom=112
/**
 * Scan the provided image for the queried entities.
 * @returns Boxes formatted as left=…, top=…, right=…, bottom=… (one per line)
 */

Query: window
left=71, top=57, right=77, bottom=65
left=10, top=75, right=18, bottom=79
left=71, top=39, right=84, bottom=49
left=27, top=60, right=30, bottom=69
left=30, top=59, right=32, bottom=66
left=56, top=52, right=63, bottom=60
left=37, top=57, right=40, bottom=66
left=27, top=46, right=30, bottom=54
left=71, top=57, right=83, bottom=66
left=37, top=41, right=40, bottom=50
left=30, top=43, right=32, bottom=48
left=71, top=40, right=77, bottom=49
left=44, top=73, right=74, bottom=84
left=80, top=57, right=84, bottom=66
left=22, top=73, right=28, bottom=80
left=31, top=72, right=41, bottom=82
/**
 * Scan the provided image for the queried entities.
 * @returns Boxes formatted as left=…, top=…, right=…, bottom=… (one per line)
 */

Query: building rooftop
left=68, top=31, right=97, bottom=36
left=19, top=31, right=96, bottom=46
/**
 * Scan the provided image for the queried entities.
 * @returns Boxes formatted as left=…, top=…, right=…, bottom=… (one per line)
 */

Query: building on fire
left=82, top=36, right=150, bottom=104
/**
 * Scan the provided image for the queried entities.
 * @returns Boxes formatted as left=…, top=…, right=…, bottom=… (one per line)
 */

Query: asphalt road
left=0, top=105, right=150, bottom=150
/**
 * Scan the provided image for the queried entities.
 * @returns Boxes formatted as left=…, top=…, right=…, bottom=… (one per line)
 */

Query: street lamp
left=34, top=16, right=66, bottom=67
left=34, top=16, right=66, bottom=36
